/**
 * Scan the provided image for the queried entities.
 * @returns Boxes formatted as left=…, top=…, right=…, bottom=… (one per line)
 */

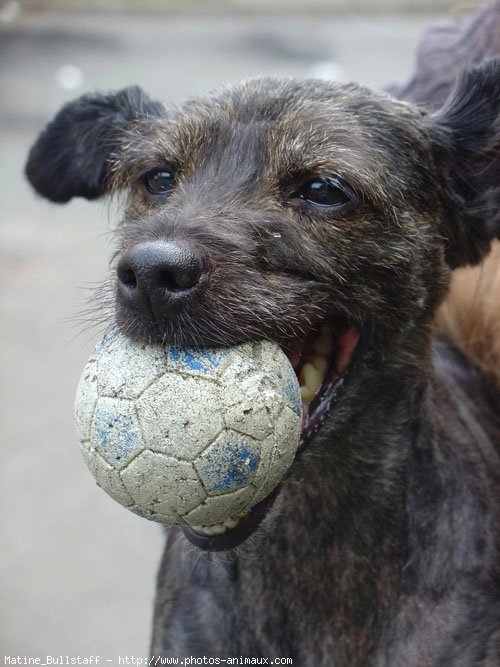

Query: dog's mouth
left=287, top=318, right=361, bottom=445
left=182, top=317, right=360, bottom=551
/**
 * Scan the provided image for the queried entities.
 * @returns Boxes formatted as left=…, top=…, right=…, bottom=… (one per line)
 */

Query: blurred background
left=0, top=0, right=481, bottom=660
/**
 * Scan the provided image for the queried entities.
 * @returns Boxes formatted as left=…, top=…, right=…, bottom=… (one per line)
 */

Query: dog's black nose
left=116, top=240, right=204, bottom=315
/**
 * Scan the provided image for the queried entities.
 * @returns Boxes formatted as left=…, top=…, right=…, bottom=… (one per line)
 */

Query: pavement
left=0, top=2, right=472, bottom=662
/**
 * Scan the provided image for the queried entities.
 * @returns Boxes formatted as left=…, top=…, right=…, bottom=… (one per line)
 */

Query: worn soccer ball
left=74, top=330, right=302, bottom=529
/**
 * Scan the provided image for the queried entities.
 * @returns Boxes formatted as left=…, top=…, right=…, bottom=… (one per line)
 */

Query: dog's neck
left=222, top=332, right=494, bottom=662
left=219, top=333, right=430, bottom=659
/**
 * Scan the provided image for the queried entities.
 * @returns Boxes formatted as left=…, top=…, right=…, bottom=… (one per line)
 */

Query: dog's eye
left=143, top=169, right=175, bottom=195
left=299, top=178, right=352, bottom=208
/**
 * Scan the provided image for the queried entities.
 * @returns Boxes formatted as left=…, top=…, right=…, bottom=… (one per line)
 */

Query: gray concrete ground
left=0, top=2, right=472, bottom=661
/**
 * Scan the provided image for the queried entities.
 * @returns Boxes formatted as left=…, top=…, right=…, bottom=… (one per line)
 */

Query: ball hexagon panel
left=90, top=396, right=145, bottom=470
left=194, top=429, right=261, bottom=496
left=223, top=373, right=283, bottom=441
left=80, top=442, right=135, bottom=508
left=135, top=372, right=224, bottom=461
left=96, top=331, right=167, bottom=400
left=120, top=450, right=206, bottom=522
left=218, top=345, right=258, bottom=389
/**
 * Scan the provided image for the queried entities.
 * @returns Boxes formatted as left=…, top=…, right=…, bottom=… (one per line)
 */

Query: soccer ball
left=74, top=330, right=302, bottom=528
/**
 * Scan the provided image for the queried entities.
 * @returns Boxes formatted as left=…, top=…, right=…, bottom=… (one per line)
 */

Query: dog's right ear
left=426, top=59, right=500, bottom=268
left=25, top=86, right=165, bottom=204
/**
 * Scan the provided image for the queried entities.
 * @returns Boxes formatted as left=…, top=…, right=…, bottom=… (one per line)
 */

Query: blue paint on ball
left=92, top=402, right=142, bottom=467
left=199, top=443, right=260, bottom=494
left=93, top=328, right=119, bottom=360
left=284, top=367, right=302, bottom=417
left=168, top=347, right=229, bottom=374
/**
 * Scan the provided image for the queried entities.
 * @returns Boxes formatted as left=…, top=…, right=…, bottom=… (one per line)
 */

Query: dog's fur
left=26, top=4, right=500, bottom=665
left=392, top=0, right=500, bottom=393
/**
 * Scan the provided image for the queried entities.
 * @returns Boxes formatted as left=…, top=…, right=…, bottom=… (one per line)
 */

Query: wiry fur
left=393, top=0, right=500, bottom=392
left=25, top=5, right=500, bottom=665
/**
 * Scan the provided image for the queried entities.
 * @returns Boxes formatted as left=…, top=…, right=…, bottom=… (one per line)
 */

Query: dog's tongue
left=335, top=327, right=360, bottom=375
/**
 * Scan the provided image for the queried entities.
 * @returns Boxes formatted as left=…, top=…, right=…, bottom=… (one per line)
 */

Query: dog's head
left=26, top=60, right=500, bottom=549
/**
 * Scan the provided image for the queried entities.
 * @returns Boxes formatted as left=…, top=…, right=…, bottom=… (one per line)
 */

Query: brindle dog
left=26, top=6, right=500, bottom=665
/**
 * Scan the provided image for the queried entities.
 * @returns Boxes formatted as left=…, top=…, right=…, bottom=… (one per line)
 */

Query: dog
left=25, top=3, right=500, bottom=664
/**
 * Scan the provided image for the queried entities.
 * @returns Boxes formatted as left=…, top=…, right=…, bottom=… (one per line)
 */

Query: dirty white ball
left=74, top=330, right=302, bottom=527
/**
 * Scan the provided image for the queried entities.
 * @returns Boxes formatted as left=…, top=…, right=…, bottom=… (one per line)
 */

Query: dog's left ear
left=426, top=58, right=500, bottom=269
left=25, top=86, right=165, bottom=204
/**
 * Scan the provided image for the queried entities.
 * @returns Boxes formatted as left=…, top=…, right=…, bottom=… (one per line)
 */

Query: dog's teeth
left=223, top=516, right=240, bottom=529
left=193, top=515, right=242, bottom=536
left=311, top=354, right=328, bottom=373
left=300, top=363, right=323, bottom=395
left=298, top=333, right=333, bottom=404
left=300, top=385, right=316, bottom=402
